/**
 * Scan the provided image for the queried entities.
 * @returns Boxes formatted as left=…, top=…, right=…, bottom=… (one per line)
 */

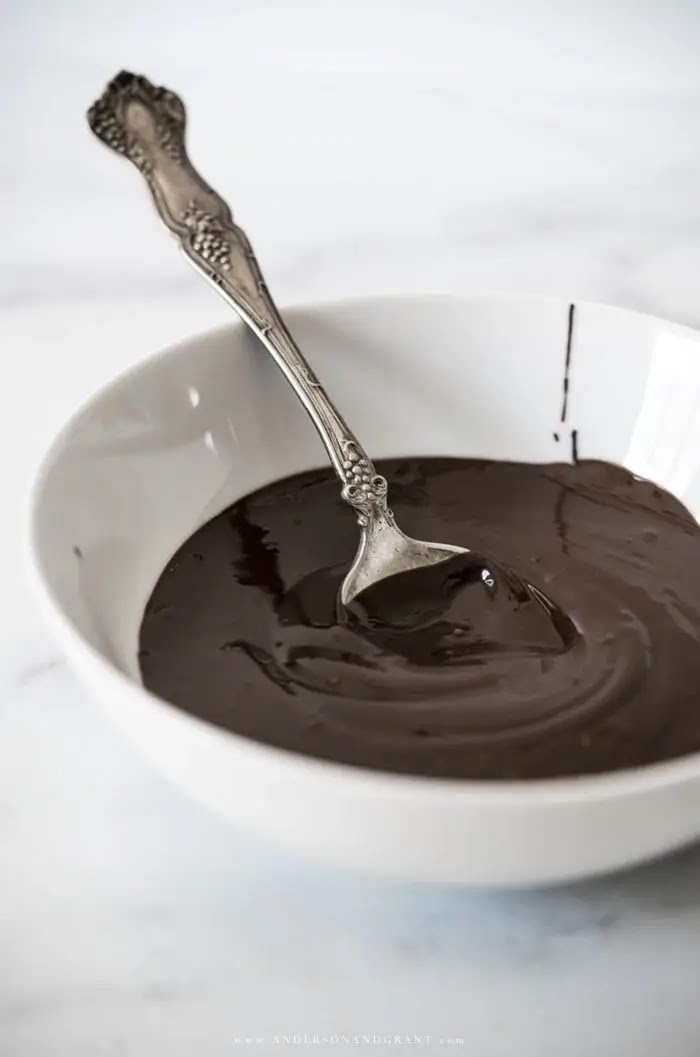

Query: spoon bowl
left=340, top=506, right=467, bottom=605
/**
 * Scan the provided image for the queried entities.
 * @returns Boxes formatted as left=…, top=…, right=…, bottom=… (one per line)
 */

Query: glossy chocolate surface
left=140, top=458, right=700, bottom=780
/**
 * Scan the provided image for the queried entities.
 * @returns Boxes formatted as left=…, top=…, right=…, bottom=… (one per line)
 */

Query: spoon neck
left=246, top=319, right=388, bottom=525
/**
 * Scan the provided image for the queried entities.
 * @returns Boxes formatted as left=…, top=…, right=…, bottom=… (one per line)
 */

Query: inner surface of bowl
left=31, top=294, right=700, bottom=689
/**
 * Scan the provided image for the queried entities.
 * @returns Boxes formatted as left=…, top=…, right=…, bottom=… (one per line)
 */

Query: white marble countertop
left=4, top=2, right=700, bottom=1054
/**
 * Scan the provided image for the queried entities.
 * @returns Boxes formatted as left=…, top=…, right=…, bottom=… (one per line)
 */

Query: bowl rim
left=23, top=289, right=700, bottom=805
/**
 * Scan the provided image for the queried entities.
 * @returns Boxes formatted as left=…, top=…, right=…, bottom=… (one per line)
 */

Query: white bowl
left=25, top=293, right=700, bottom=886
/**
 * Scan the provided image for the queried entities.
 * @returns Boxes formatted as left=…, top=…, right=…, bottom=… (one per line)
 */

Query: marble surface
left=4, top=2, right=700, bottom=1053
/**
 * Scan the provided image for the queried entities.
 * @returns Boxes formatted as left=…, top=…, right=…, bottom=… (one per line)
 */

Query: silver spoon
left=87, top=72, right=470, bottom=606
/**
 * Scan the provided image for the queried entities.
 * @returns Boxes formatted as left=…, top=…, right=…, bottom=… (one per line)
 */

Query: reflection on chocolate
left=139, top=458, right=700, bottom=780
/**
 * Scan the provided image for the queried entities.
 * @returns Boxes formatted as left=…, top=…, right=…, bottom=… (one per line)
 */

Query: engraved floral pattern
left=87, top=71, right=185, bottom=176
left=183, top=203, right=232, bottom=270
left=340, top=442, right=387, bottom=523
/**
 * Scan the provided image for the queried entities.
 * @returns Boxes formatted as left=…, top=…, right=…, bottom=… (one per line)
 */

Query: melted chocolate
left=139, top=458, right=700, bottom=780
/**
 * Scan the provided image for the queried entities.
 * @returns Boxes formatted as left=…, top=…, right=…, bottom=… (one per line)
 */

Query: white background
left=3, top=2, right=700, bottom=1054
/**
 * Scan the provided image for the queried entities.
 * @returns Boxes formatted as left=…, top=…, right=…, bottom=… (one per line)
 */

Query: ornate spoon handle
left=88, top=72, right=387, bottom=526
